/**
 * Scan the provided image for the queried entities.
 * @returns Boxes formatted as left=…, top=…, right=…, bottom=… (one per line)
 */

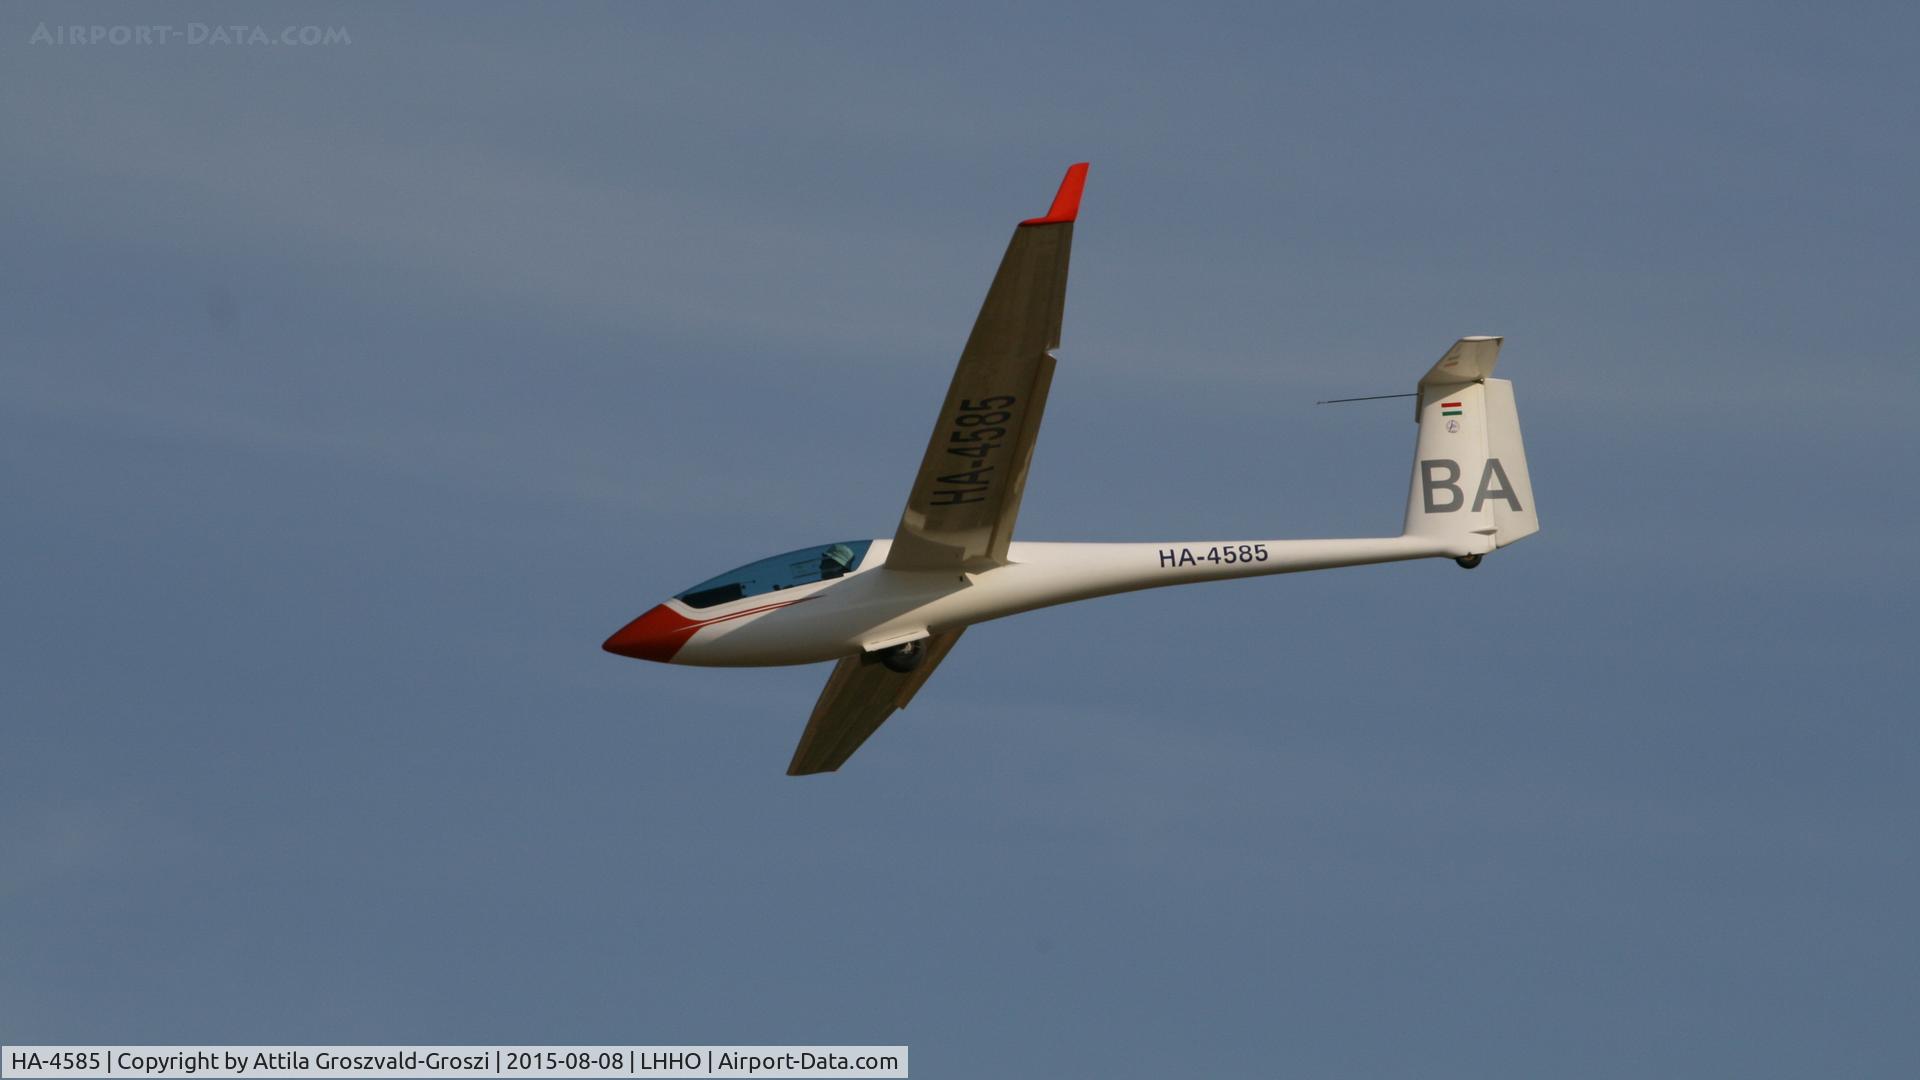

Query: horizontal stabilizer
left=1418, top=335, right=1502, bottom=392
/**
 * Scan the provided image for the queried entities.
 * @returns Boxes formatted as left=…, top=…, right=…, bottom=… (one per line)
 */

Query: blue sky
left=4, top=3, right=1916, bottom=1076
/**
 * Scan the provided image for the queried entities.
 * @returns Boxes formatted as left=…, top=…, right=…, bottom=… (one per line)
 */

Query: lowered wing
left=786, top=630, right=966, bottom=775
left=885, top=163, right=1086, bottom=572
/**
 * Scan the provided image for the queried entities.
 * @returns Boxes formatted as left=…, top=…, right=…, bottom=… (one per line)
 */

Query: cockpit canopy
left=675, top=539, right=875, bottom=609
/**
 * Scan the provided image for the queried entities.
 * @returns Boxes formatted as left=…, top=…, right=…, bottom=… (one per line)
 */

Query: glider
left=604, top=163, right=1540, bottom=774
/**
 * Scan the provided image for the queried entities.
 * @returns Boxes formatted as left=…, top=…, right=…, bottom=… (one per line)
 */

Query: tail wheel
left=879, top=639, right=926, bottom=673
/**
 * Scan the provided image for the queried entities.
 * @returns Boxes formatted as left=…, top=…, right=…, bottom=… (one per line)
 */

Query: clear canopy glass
left=675, top=539, right=874, bottom=609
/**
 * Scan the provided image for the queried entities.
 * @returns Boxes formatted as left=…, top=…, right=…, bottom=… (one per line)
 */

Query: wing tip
left=786, top=743, right=836, bottom=776
left=1019, top=162, right=1089, bottom=226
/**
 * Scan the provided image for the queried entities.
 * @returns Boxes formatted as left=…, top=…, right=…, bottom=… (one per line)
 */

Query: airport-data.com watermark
left=28, top=22, right=351, bottom=47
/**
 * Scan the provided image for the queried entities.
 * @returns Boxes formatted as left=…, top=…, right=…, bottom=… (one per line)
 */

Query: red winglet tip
left=1019, top=162, right=1089, bottom=226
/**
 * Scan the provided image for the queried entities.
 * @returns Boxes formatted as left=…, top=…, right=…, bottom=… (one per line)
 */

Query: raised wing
left=885, top=163, right=1087, bottom=572
left=786, top=630, right=966, bottom=775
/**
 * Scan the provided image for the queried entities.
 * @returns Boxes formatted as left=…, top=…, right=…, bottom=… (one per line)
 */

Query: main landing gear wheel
left=1455, top=554, right=1483, bottom=569
left=879, top=639, right=927, bottom=673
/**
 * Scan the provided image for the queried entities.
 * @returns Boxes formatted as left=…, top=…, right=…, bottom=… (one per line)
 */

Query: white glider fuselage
left=640, top=535, right=1464, bottom=668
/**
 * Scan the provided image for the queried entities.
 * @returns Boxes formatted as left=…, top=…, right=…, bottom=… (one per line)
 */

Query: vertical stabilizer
left=1401, top=337, right=1539, bottom=553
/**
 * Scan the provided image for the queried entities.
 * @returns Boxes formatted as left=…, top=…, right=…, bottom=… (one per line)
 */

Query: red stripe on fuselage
left=603, top=596, right=809, bottom=662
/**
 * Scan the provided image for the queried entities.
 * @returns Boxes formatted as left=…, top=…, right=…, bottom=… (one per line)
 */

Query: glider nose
left=602, top=604, right=694, bottom=663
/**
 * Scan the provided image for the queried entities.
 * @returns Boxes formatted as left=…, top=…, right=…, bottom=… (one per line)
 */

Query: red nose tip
left=602, top=604, right=698, bottom=663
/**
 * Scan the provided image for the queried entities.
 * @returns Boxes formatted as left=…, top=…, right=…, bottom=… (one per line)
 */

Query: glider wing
left=786, top=629, right=966, bottom=775
left=885, top=164, right=1086, bottom=572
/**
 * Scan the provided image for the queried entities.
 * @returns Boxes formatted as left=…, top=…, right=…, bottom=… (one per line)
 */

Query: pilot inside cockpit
left=818, top=543, right=856, bottom=580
